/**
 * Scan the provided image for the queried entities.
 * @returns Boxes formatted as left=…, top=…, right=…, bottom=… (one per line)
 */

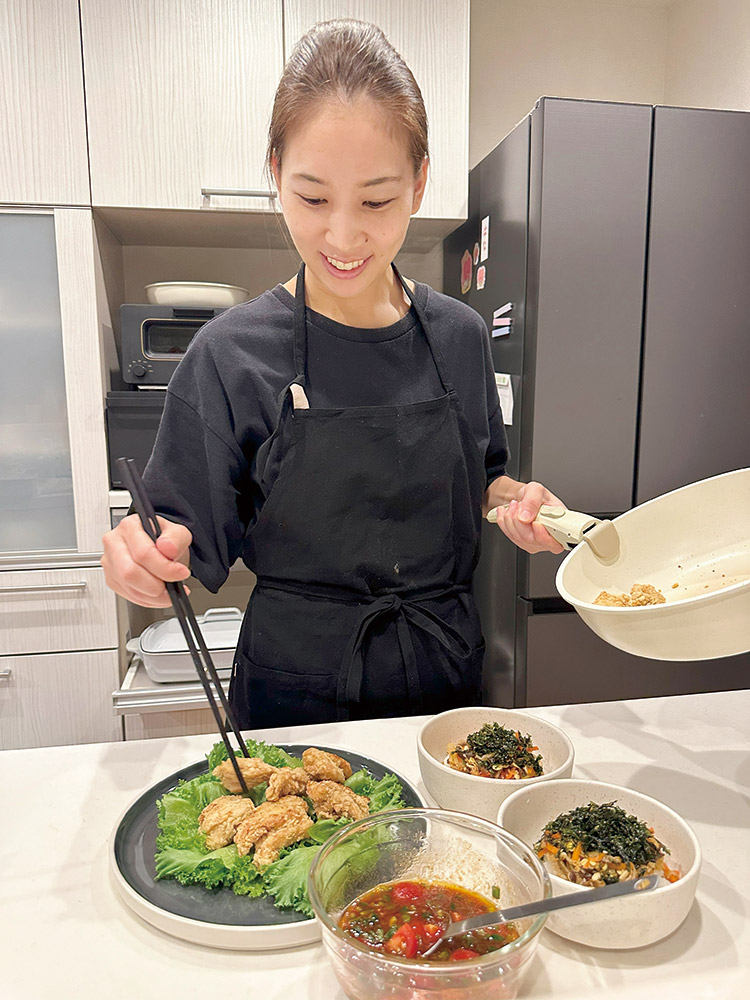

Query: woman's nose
left=325, top=209, right=364, bottom=252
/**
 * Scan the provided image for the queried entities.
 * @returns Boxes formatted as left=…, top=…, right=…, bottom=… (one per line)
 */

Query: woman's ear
left=411, top=156, right=429, bottom=214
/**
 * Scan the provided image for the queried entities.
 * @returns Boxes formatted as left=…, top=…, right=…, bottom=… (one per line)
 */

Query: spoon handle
left=447, top=874, right=659, bottom=938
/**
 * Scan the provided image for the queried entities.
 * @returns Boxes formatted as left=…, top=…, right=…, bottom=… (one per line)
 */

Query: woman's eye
left=364, top=200, right=393, bottom=209
left=300, top=196, right=325, bottom=205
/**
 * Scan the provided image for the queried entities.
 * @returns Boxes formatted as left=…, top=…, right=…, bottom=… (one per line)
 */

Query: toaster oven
left=120, top=304, right=226, bottom=385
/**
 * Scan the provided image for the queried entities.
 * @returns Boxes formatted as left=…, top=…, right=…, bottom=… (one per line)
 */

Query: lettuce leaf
left=156, top=774, right=227, bottom=852
left=262, top=845, right=319, bottom=917
left=206, top=739, right=303, bottom=772
left=345, top=769, right=406, bottom=813
left=154, top=844, right=264, bottom=896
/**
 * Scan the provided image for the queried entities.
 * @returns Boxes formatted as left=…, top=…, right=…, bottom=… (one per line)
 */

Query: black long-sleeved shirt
left=143, top=280, right=508, bottom=592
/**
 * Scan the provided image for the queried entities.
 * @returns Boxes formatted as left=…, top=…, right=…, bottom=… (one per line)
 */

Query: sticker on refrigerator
left=460, top=250, right=472, bottom=294
left=494, top=373, right=514, bottom=426
left=476, top=265, right=486, bottom=291
left=480, top=216, right=490, bottom=261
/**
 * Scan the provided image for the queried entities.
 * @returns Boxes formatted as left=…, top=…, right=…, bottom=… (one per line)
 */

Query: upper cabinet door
left=81, top=0, right=283, bottom=209
left=0, top=0, right=89, bottom=206
left=283, top=1, right=469, bottom=221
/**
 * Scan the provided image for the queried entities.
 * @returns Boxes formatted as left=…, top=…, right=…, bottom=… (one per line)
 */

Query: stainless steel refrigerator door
left=636, top=106, right=750, bottom=503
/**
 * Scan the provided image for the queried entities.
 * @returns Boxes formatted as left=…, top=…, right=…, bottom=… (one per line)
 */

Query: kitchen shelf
left=113, top=656, right=229, bottom=716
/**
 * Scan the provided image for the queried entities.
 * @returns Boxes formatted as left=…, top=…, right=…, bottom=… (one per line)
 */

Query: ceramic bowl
left=308, top=808, right=551, bottom=1000
left=497, top=778, right=701, bottom=949
left=417, top=707, right=575, bottom=821
left=144, top=281, right=250, bottom=308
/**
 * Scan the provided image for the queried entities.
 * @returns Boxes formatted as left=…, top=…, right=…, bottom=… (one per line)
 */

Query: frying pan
left=489, top=469, right=750, bottom=661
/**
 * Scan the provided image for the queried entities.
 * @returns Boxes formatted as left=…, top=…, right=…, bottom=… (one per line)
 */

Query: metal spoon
left=421, top=874, right=659, bottom=958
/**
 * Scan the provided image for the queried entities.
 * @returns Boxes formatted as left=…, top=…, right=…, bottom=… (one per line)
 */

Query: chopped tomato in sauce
left=338, top=879, right=519, bottom=962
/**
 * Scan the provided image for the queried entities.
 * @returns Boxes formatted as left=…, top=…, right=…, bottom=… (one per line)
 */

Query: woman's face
left=273, top=97, right=427, bottom=305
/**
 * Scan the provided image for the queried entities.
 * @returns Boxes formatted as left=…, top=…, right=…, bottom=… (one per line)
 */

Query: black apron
left=229, top=263, right=487, bottom=729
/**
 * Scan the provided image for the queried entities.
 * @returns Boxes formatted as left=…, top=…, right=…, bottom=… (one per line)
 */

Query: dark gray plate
left=113, top=744, right=424, bottom=927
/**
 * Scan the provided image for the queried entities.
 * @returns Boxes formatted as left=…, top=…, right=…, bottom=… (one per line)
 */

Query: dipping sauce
left=338, top=879, right=519, bottom=961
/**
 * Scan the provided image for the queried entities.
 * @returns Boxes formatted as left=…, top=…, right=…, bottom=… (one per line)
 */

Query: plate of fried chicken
left=110, top=744, right=424, bottom=950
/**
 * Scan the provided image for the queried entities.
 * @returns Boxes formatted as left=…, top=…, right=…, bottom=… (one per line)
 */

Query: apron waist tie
left=255, top=580, right=471, bottom=721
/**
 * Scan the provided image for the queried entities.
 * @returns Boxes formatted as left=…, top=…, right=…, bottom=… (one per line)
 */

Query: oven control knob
left=131, top=364, right=147, bottom=378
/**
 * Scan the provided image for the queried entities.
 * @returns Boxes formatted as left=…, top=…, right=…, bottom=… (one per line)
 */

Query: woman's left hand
left=489, top=480, right=566, bottom=555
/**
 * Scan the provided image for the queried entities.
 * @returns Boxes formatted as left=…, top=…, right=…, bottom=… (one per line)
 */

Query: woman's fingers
left=491, top=499, right=565, bottom=554
left=101, top=514, right=192, bottom=607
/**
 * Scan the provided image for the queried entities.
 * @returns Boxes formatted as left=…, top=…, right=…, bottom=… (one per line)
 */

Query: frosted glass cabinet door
left=0, top=212, right=76, bottom=553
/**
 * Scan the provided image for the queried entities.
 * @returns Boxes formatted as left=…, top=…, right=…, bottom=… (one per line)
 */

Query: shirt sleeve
left=141, top=365, right=253, bottom=595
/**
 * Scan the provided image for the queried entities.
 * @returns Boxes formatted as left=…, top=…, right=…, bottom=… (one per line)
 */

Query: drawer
left=0, top=566, right=118, bottom=655
left=0, top=648, right=122, bottom=749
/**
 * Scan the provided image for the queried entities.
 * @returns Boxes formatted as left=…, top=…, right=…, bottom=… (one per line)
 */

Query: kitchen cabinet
left=0, top=649, right=121, bottom=749
left=283, top=0, right=470, bottom=221
left=0, top=208, right=120, bottom=748
left=0, top=0, right=89, bottom=206
left=80, top=0, right=284, bottom=210
left=0, top=209, right=112, bottom=555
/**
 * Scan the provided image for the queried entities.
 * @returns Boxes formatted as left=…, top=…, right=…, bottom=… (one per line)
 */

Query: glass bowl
left=308, top=808, right=551, bottom=1000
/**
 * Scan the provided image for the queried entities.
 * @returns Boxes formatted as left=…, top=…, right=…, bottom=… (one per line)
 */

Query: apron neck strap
left=292, top=260, right=455, bottom=394
left=392, top=263, right=455, bottom=394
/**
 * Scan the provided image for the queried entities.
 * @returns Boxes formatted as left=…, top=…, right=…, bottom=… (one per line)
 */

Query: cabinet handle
left=0, top=668, right=11, bottom=679
left=0, top=582, right=88, bottom=595
left=201, top=187, right=277, bottom=199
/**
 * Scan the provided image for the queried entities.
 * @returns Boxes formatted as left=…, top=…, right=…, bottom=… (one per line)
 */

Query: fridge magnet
left=460, top=249, right=472, bottom=294
left=472, top=242, right=480, bottom=265
left=476, top=265, right=486, bottom=291
left=493, top=302, right=513, bottom=319
left=480, top=215, right=490, bottom=261
left=491, top=318, right=513, bottom=338
left=494, top=373, right=514, bottom=425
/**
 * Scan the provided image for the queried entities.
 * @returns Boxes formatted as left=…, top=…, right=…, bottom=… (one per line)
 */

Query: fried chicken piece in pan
left=212, top=756, right=277, bottom=794
left=307, top=779, right=369, bottom=821
left=198, top=795, right=255, bottom=851
left=234, top=795, right=313, bottom=868
left=265, top=766, right=309, bottom=801
left=302, top=747, right=353, bottom=783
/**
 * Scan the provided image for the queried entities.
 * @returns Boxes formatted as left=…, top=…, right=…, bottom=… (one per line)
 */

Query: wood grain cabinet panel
left=0, top=567, right=118, bottom=656
left=81, top=0, right=283, bottom=209
left=283, top=0, right=469, bottom=221
left=0, top=0, right=89, bottom=205
left=0, top=649, right=121, bottom=749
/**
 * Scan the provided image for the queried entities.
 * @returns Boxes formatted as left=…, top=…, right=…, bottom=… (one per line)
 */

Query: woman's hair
left=267, top=19, right=429, bottom=177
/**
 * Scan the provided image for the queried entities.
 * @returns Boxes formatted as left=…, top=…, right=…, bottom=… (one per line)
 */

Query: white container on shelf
left=144, top=281, right=249, bottom=308
left=130, top=607, right=242, bottom=682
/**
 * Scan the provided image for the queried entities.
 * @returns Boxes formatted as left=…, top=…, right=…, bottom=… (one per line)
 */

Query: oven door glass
left=142, top=320, right=200, bottom=357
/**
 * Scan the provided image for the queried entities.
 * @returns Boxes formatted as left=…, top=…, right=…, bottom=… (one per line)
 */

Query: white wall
left=664, top=0, right=750, bottom=110
left=469, top=0, right=670, bottom=167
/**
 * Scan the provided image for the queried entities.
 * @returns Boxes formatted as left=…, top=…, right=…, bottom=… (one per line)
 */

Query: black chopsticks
left=117, top=457, right=250, bottom=795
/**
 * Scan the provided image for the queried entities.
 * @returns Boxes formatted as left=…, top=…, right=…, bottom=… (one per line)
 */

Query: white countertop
left=3, top=690, right=750, bottom=1000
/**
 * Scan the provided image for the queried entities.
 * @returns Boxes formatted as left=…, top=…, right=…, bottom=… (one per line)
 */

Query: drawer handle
left=0, top=668, right=11, bottom=679
left=0, top=582, right=88, bottom=595
left=201, top=187, right=277, bottom=199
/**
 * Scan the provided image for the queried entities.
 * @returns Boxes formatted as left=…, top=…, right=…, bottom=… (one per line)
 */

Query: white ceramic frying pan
left=488, top=468, right=750, bottom=661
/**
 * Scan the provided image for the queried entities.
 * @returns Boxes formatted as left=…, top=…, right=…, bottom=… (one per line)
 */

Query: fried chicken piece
left=265, top=766, right=309, bottom=801
left=234, top=795, right=312, bottom=868
left=198, top=795, right=255, bottom=851
left=308, top=779, right=369, bottom=821
left=629, top=583, right=666, bottom=606
left=302, top=747, right=353, bottom=783
left=594, top=583, right=666, bottom=607
left=212, top=756, right=277, bottom=794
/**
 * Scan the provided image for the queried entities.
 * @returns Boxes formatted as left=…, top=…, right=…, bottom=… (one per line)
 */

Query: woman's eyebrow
left=290, top=173, right=402, bottom=187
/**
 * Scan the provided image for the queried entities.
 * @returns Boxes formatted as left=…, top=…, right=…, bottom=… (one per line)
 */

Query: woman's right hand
left=101, top=514, right=193, bottom=608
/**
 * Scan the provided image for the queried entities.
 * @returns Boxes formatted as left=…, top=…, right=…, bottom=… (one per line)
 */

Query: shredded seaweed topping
left=536, top=800, right=667, bottom=868
left=463, top=723, right=543, bottom=776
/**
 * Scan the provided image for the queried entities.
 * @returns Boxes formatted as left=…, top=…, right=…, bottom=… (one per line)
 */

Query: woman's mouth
left=321, top=253, right=370, bottom=278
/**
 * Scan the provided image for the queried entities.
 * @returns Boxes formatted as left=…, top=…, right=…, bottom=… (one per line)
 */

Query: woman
left=102, top=19, right=564, bottom=729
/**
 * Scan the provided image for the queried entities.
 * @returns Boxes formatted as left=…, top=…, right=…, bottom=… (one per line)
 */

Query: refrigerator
left=443, top=97, right=750, bottom=708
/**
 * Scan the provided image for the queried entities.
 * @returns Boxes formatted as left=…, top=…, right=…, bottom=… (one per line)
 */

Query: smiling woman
left=101, top=18, right=565, bottom=732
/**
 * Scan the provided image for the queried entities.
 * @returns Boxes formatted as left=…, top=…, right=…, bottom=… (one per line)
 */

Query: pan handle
left=487, top=504, right=620, bottom=561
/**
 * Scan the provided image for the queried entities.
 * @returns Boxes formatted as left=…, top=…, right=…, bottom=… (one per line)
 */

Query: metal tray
left=109, top=744, right=425, bottom=950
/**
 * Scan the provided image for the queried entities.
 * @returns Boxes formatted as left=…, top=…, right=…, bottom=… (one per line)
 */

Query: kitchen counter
left=3, top=689, right=749, bottom=1000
